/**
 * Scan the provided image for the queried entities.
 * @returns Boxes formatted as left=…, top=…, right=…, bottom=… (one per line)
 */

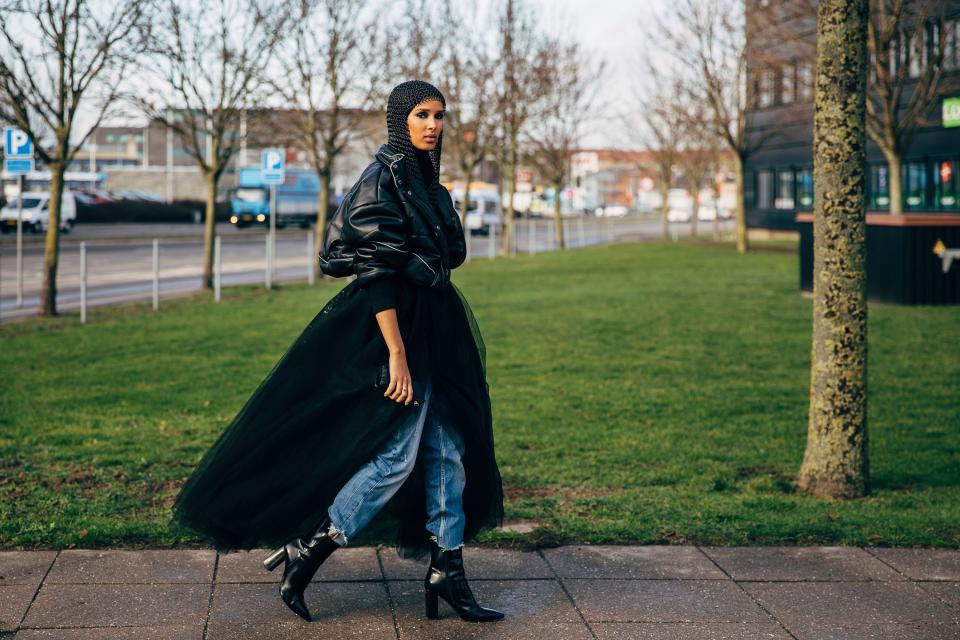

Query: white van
left=451, top=189, right=503, bottom=235
left=0, top=190, right=76, bottom=234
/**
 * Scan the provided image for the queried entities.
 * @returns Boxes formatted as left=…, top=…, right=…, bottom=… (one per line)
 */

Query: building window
left=781, top=62, right=795, bottom=104
left=758, top=69, right=775, bottom=108
left=757, top=169, right=773, bottom=208
left=934, top=159, right=958, bottom=210
left=870, top=164, right=890, bottom=209
left=904, top=161, right=927, bottom=209
left=796, top=168, right=813, bottom=208
left=945, top=19, right=959, bottom=71
left=797, top=62, right=814, bottom=102
left=908, top=28, right=924, bottom=78
left=775, top=169, right=795, bottom=209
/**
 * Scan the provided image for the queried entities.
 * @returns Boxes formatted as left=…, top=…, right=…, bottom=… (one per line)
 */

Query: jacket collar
left=375, top=144, right=445, bottom=235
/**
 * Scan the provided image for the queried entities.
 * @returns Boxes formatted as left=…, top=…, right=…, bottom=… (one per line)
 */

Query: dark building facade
left=744, top=0, right=960, bottom=230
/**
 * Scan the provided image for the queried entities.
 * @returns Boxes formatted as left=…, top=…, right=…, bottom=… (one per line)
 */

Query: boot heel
left=263, top=547, right=286, bottom=571
left=425, top=588, right=440, bottom=619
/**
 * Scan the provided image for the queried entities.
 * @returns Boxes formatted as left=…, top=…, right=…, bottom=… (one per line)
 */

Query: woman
left=170, top=80, right=506, bottom=624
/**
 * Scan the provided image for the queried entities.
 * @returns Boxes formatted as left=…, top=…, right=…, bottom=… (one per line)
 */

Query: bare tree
left=523, top=44, right=600, bottom=250
left=495, top=0, right=555, bottom=256
left=865, top=0, right=960, bottom=214
left=676, top=103, right=722, bottom=239
left=386, top=0, right=449, bottom=81
left=633, top=79, right=686, bottom=241
left=0, top=0, right=147, bottom=316
left=273, top=0, right=385, bottom=281
left=136, top=0, right=287, bottom=290
left=797, top=0, right=870, bottom=498
left=653, top=0, right=794, bottom=254
left=442, top=2, right=499, bottom=233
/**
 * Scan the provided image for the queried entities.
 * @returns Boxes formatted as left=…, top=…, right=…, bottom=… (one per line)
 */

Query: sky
left=526, top=0, right=663, bottom=148
left=16, top=0, right=658, bottom=152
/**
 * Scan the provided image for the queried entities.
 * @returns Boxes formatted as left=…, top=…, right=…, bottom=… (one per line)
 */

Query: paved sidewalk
left=1, top=545, right=957, bottom=639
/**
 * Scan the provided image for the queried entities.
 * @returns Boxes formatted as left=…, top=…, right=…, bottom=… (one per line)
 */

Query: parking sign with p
left=4, top=127, right=35, bottom=174
left=261, top=148, right=285, bottom=185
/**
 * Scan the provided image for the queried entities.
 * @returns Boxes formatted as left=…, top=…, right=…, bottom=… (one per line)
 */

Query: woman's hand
left=385, top=350, right=414, bottom=405
left=374, top=307, right=414, bottom=405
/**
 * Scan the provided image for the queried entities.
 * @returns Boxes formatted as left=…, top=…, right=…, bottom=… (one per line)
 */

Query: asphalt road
left=0, top=217, right=734, bottom=322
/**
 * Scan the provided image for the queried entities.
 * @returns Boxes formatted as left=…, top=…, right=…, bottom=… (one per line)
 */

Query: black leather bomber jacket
left=319, top=144, right=467, bottom=312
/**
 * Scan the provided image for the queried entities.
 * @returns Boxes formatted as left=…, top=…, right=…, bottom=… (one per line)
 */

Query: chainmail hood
left=386, top=80, right=446, bottom=202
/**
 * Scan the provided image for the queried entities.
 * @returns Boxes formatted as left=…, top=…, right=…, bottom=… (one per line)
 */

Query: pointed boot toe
left=264, top=514, right=341, bottom=622
left=424, top=539, right=505, bottom=622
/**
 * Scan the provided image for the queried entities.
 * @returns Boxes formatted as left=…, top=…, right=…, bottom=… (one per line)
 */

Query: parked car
left=595, top=204, right=629, bottom=217
left=229, top=167, right=323, bottom=229
left=0, top=190, right=77, bottom=234
left=666, top=188, right=693, bottom=222
left=451, top=189, right=503, bottom=235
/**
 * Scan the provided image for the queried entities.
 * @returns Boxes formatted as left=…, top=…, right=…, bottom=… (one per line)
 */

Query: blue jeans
left=326, top=376, right=468, bottom=550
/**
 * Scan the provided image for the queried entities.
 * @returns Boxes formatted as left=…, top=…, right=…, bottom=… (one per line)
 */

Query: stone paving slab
left=44, top=550, right=215, bottom=584
left=2, top=545, right=959, bottom=638
left=741, top=581, right=958, bottom=626
left=20, top=583, right=210, bottom=629
left=782, top=622, right=960, bottom=640
left=919, top=582, right=960, bottom=608
left=870, top=548, right=960, bottom=580
left=590, top=622, right=793, bottom=639
left=701, top=546, right=904, bottom=581
left=209, top=581, right=393, bottom=626
left=563, top=579, right=770, bottom=623
left=13, top=626, right=203, bottom=639
left=216, top=547, right=381, bottom=583
left=541, top=545, right=726, bottom=580
left=379, top=547, right=554, bottom=580
left=0, top=585, right=38, bottom=632
left=0, top=552, right=56, bottom=587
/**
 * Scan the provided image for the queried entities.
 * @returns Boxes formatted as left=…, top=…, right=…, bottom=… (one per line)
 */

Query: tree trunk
left=315, top=167, right=332, bottom=281
left=659, top=180, right=670, bottom=240
left=38, top=162, right=66, bottom=317
left=461, top=178, right=473, bottom=230
left=201, top=172, right=218, bottom=290
left=733, top=153, right=749, bottom=254
left=882, top=147, right=903, bottom=215
left=553, top=179, right=565, bottom=250
left=502, top=133, right=518, bottom=256
left=690, top=181, right=700, bottom=238
left=797, top=0, right=870, bottom=499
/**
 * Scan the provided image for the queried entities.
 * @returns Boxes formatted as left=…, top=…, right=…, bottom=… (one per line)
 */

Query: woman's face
left=406, top=99, right=444, bottom=151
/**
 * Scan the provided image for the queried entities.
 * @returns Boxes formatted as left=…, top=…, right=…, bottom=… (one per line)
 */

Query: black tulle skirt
left=168, top=277, right=504, bottom=560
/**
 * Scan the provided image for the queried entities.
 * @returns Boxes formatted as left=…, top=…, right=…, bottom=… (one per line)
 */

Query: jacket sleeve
left=342, top=197, right=410, bottom=313
left=441, top=188, right=467, bottom=270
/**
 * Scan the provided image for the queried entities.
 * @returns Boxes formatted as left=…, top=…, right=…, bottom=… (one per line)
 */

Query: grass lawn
left=1, top=239, right=958, bottom=549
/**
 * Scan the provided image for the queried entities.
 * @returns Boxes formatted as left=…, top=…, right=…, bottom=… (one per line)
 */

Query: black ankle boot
left=424, top=537, right=505, bottom=622
left=262, top=514, right=341, bottom=621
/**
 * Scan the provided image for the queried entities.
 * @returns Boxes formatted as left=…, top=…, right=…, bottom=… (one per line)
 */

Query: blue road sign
left=4, top=127, right=35, bottom=175
left=261, top=148, right=285, bottom=185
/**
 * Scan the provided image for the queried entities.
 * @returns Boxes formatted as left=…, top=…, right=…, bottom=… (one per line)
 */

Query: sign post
left=5, top=127, right=35, bottom=309
left=261, top=149, right=285, bottom=289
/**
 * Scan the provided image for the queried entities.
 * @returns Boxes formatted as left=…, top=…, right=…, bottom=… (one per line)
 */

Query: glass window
left=934, top=159, right=958, bottom=210
left=870, top=164, right=890, bottom=209
left=946, top=19, right=959, bottom=71
left=908, top=28, right=924, bottom=78
left=757, top=169, right=773, bottom=208
left=781, top=63, right=795, bottom=104
left=775, top=169, right=795, bottom=209
left=758, top=69, right=775, bottom=108
left=796, top=168, right=814, bottom=208
left=234, top=188, right=267, bottom=203
left=904, top=161, right=927, bottom=209
left=797, top=62, right=814, bottom=102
